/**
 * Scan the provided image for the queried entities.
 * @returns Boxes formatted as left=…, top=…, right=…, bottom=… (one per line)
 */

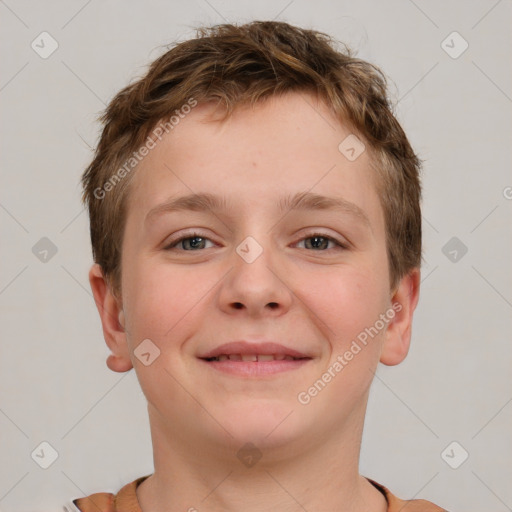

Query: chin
left=216, top=400, right=305, bottom=449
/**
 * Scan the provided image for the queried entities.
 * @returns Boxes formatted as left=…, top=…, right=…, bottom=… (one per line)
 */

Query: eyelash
left=164, top=231, right=348, bottom=252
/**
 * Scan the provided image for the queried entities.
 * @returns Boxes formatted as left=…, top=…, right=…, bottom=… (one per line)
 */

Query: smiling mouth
left=199, top=354, right=312, bottom=376
left=202, top=354, right=307, bottom=362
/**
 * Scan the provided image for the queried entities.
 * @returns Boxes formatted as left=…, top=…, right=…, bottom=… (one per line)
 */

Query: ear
left=88, top=263, right=133, bottom=372
left=380, top=268, right=421, bottom=366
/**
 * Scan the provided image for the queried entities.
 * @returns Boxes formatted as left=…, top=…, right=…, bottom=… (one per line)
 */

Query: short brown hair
left=81, top=20, right=422, bottom=297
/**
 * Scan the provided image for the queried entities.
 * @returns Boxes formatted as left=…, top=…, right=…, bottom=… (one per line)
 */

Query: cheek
left=305, top=268, right=389, bottom=397
left=123, top=259, right=216, bottom=348
left=121, top=262, right=201, bottom=397
left=302, top=266, right=386, bottom=344
left=122, top=259, right=179, bottom=344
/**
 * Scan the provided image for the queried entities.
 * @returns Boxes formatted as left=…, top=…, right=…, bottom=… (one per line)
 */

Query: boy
left=73, top=20, right=446, bottom=511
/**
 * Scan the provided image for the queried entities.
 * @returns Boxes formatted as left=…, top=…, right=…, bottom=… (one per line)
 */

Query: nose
left=217, top=237, right=293, bottom=318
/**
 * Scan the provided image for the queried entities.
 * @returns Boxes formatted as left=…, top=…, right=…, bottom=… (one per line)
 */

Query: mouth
left=203, top=354, right=304, bottom=362
left=198, top=341, right=313, bottom=377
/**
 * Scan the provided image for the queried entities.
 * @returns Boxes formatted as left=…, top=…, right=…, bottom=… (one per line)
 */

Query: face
left=92, top=92, right=419, bottom=459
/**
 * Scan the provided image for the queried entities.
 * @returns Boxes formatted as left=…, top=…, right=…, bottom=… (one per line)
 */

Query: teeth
left=209, top=354, right=302, bottom=362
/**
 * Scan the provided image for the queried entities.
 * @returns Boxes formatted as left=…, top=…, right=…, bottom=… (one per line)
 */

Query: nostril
left=231, top=302, right=279, bottom=309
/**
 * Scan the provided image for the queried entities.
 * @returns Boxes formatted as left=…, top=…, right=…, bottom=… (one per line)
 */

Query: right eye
left=164, top=232, right=216, bottom=251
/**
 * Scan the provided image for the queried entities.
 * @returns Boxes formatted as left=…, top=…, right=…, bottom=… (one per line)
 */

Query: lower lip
left=199, top=358, right=312, bottom=376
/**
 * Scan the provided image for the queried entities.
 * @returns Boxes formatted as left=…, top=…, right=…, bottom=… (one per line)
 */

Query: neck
left=136, top=403, right=387, bottom=512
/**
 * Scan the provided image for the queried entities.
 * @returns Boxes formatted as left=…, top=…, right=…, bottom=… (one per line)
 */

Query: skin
left=89, top=91, right=420, bottom=512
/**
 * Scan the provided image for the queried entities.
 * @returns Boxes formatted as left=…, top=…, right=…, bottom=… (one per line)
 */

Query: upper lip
left=198, top=341, right=311, bottom=359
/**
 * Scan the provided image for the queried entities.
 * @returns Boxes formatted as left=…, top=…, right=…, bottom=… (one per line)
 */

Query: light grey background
left=1, top=1, right=511, bottom=510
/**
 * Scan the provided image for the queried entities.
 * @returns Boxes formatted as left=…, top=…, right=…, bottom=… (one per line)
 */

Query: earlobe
left=380, top=268, right=421, bottom=366
left=88, top=263, right=133, bottom=373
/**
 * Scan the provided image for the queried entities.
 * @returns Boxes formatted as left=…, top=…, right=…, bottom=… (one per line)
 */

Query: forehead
left=125, top=92, right=383, bottom=230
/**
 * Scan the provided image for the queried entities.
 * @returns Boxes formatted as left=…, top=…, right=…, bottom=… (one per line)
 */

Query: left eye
left=295, top=234, right=346, bottom=251
left=165, top=234, right=215, bottom=251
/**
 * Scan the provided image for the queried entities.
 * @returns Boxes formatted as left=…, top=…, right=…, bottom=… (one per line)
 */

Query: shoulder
left=71, top=475, right=447, bottom=512
left=70, top=491, right=114, bottom=512
left=70, top=475, right=150, bottom=512
left=369, top=479, right=448, bottom=512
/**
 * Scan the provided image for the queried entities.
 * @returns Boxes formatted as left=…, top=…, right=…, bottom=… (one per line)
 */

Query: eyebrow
left=145, top=191, right=371, bottom=227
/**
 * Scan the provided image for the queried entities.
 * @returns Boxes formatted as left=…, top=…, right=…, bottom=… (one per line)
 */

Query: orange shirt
left=69, top=475, right=446, bottom=511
